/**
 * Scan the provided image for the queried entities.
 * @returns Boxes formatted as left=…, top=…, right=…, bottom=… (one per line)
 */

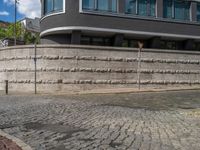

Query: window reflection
left=83, top=0, right=95, bottom=10
left=138, top=0, right=148, bottom=16
left=82, top=0, right=117, bottom=12
left=97, top=0, right=109, bottom=11
left=45, top=0, right=53, bottom=15
left=44, top=0, right=63, bottom=15
left=80, top=0, right=196, bottom=22
left=163, top=0, right=190, bottom=21
left=125, top=0, right=156, bottom=17
left=125, top=0, right=137, bottom=14
left=197, top=3, right=200, bottom=22
left=111, top=0, right=117, bottom=12
left=54, top=0, right=63, bottom=11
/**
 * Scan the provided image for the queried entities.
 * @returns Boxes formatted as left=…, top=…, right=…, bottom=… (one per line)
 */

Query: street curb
left=77, top=87, right=200, bottom=95
left=0, top=129, right=32, bottom=150
left=1, top=87, right=200, bottom=96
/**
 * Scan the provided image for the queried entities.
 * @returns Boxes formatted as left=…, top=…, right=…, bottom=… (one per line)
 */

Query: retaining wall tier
left=0, top=45, right=200, bottom=93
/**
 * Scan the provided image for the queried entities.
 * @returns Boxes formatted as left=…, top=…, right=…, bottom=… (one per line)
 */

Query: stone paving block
left=0, top=90, right=200, bottom=149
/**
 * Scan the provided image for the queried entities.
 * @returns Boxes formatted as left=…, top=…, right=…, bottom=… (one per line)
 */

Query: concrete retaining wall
left=0, top=45, right=200, bottom=93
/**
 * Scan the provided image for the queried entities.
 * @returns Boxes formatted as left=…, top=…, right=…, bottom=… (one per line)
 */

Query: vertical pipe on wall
left=14, top=0, right=17, bottom=46
left=5, top=80, right=8, bottom=95
left=137, top=48, right=141, bottom=90
left=34, top=44, right=37, bottom=94
left=137, top=42, right=143, bottom=90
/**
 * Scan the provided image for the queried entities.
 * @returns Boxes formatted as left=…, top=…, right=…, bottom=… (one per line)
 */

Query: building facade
left=20, top=18, right=40, bottom=33
left=40, top=0, right=200, bottom=50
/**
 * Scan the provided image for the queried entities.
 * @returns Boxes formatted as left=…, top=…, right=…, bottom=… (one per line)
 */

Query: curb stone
left=0, top=129, right=32, bottom=150
left=1, top=87, right=200, bottom=96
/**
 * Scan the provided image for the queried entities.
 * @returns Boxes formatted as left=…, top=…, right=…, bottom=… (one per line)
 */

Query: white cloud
left=0, top=11, right=9, bottom=16
left=3, top=0, right=13, bottom=5
left=3, top=0, right=41, bottom=18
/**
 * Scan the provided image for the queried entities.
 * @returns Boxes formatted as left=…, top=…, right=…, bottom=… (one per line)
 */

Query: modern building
left=20, top=17, right=40, bottom=33
left=40, top=0, right=200, bottom=50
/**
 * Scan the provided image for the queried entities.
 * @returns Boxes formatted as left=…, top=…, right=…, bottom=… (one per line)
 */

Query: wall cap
left=1, top=44, right=200, bottom=55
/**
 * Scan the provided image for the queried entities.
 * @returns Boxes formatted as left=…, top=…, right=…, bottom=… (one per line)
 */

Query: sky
left=0, top=0, right=41, bottom=22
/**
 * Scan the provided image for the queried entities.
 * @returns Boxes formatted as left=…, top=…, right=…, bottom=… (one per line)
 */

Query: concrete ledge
left=0, top=130, right=32, bottom=150
left=1, top=44, right=200, bottom=55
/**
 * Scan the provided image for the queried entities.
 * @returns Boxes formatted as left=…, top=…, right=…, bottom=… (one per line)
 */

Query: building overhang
left=40, top=26, right=200, bottom=41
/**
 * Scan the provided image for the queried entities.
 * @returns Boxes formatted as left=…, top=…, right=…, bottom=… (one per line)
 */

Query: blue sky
left=0, top=0, right=40, bottom=23
left=0, top=0, right=23, bottom=22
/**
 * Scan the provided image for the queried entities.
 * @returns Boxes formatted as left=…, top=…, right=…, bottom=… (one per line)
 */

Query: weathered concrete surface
left=0, top=90, right=200, bottom=150
left=0, top=45, right=200, bottom=93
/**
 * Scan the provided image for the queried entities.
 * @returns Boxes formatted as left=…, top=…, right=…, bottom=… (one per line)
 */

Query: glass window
left=125, top=0, right=137, bottom=14
left=129, top=40, right=138, bottom=47
left=111, top=0, right=117, bottom=12
left=83, top=0, right=95, bottom=10
left=54, top=0, right=63, bottom=11
left=161, top=40, right=177, bottom=50
left=163, top=0, right=190, bottom=21
left=125, top=0, right=156, bottom=16
left=82, top=0, right=117, bottom=12
left=138, top=0, right=156, bottom=16
left=184, top=1, right=190, bottom=20
left=150, top=0, right=156, bottom=16
left=81, top=36, right=91, bottom=45
left=97, top=0, right=109, bottom=11
left=45, top=0, right=53, bottom=14
left=174, top=0, right=184, bottom=20
left=44, top=0, right=63, bottom=15
left=163, top=0, right=173, bottom=18
left=81, top=36, right=112, bottom=46
left=104, top=38, right=112, bottom=46
left=92, top=37, right=104, bottom=46
left=138, top=0, right=148, bottom=16
left=174, top=0, right=190, bottom=20
left=197, top=3, right=200, bottom=22
left=122, top=40, right=129, bottom=47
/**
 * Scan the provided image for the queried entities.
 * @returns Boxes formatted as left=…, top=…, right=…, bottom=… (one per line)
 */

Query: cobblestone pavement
left=0, top=90, right=200, bottom=150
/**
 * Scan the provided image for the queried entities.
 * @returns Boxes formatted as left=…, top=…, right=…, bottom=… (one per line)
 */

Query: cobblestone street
left=0, top=90, right=200, bottom=150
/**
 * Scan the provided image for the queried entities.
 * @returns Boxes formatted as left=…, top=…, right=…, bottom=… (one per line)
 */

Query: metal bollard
left=5, top=80, right=8, bottom=95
